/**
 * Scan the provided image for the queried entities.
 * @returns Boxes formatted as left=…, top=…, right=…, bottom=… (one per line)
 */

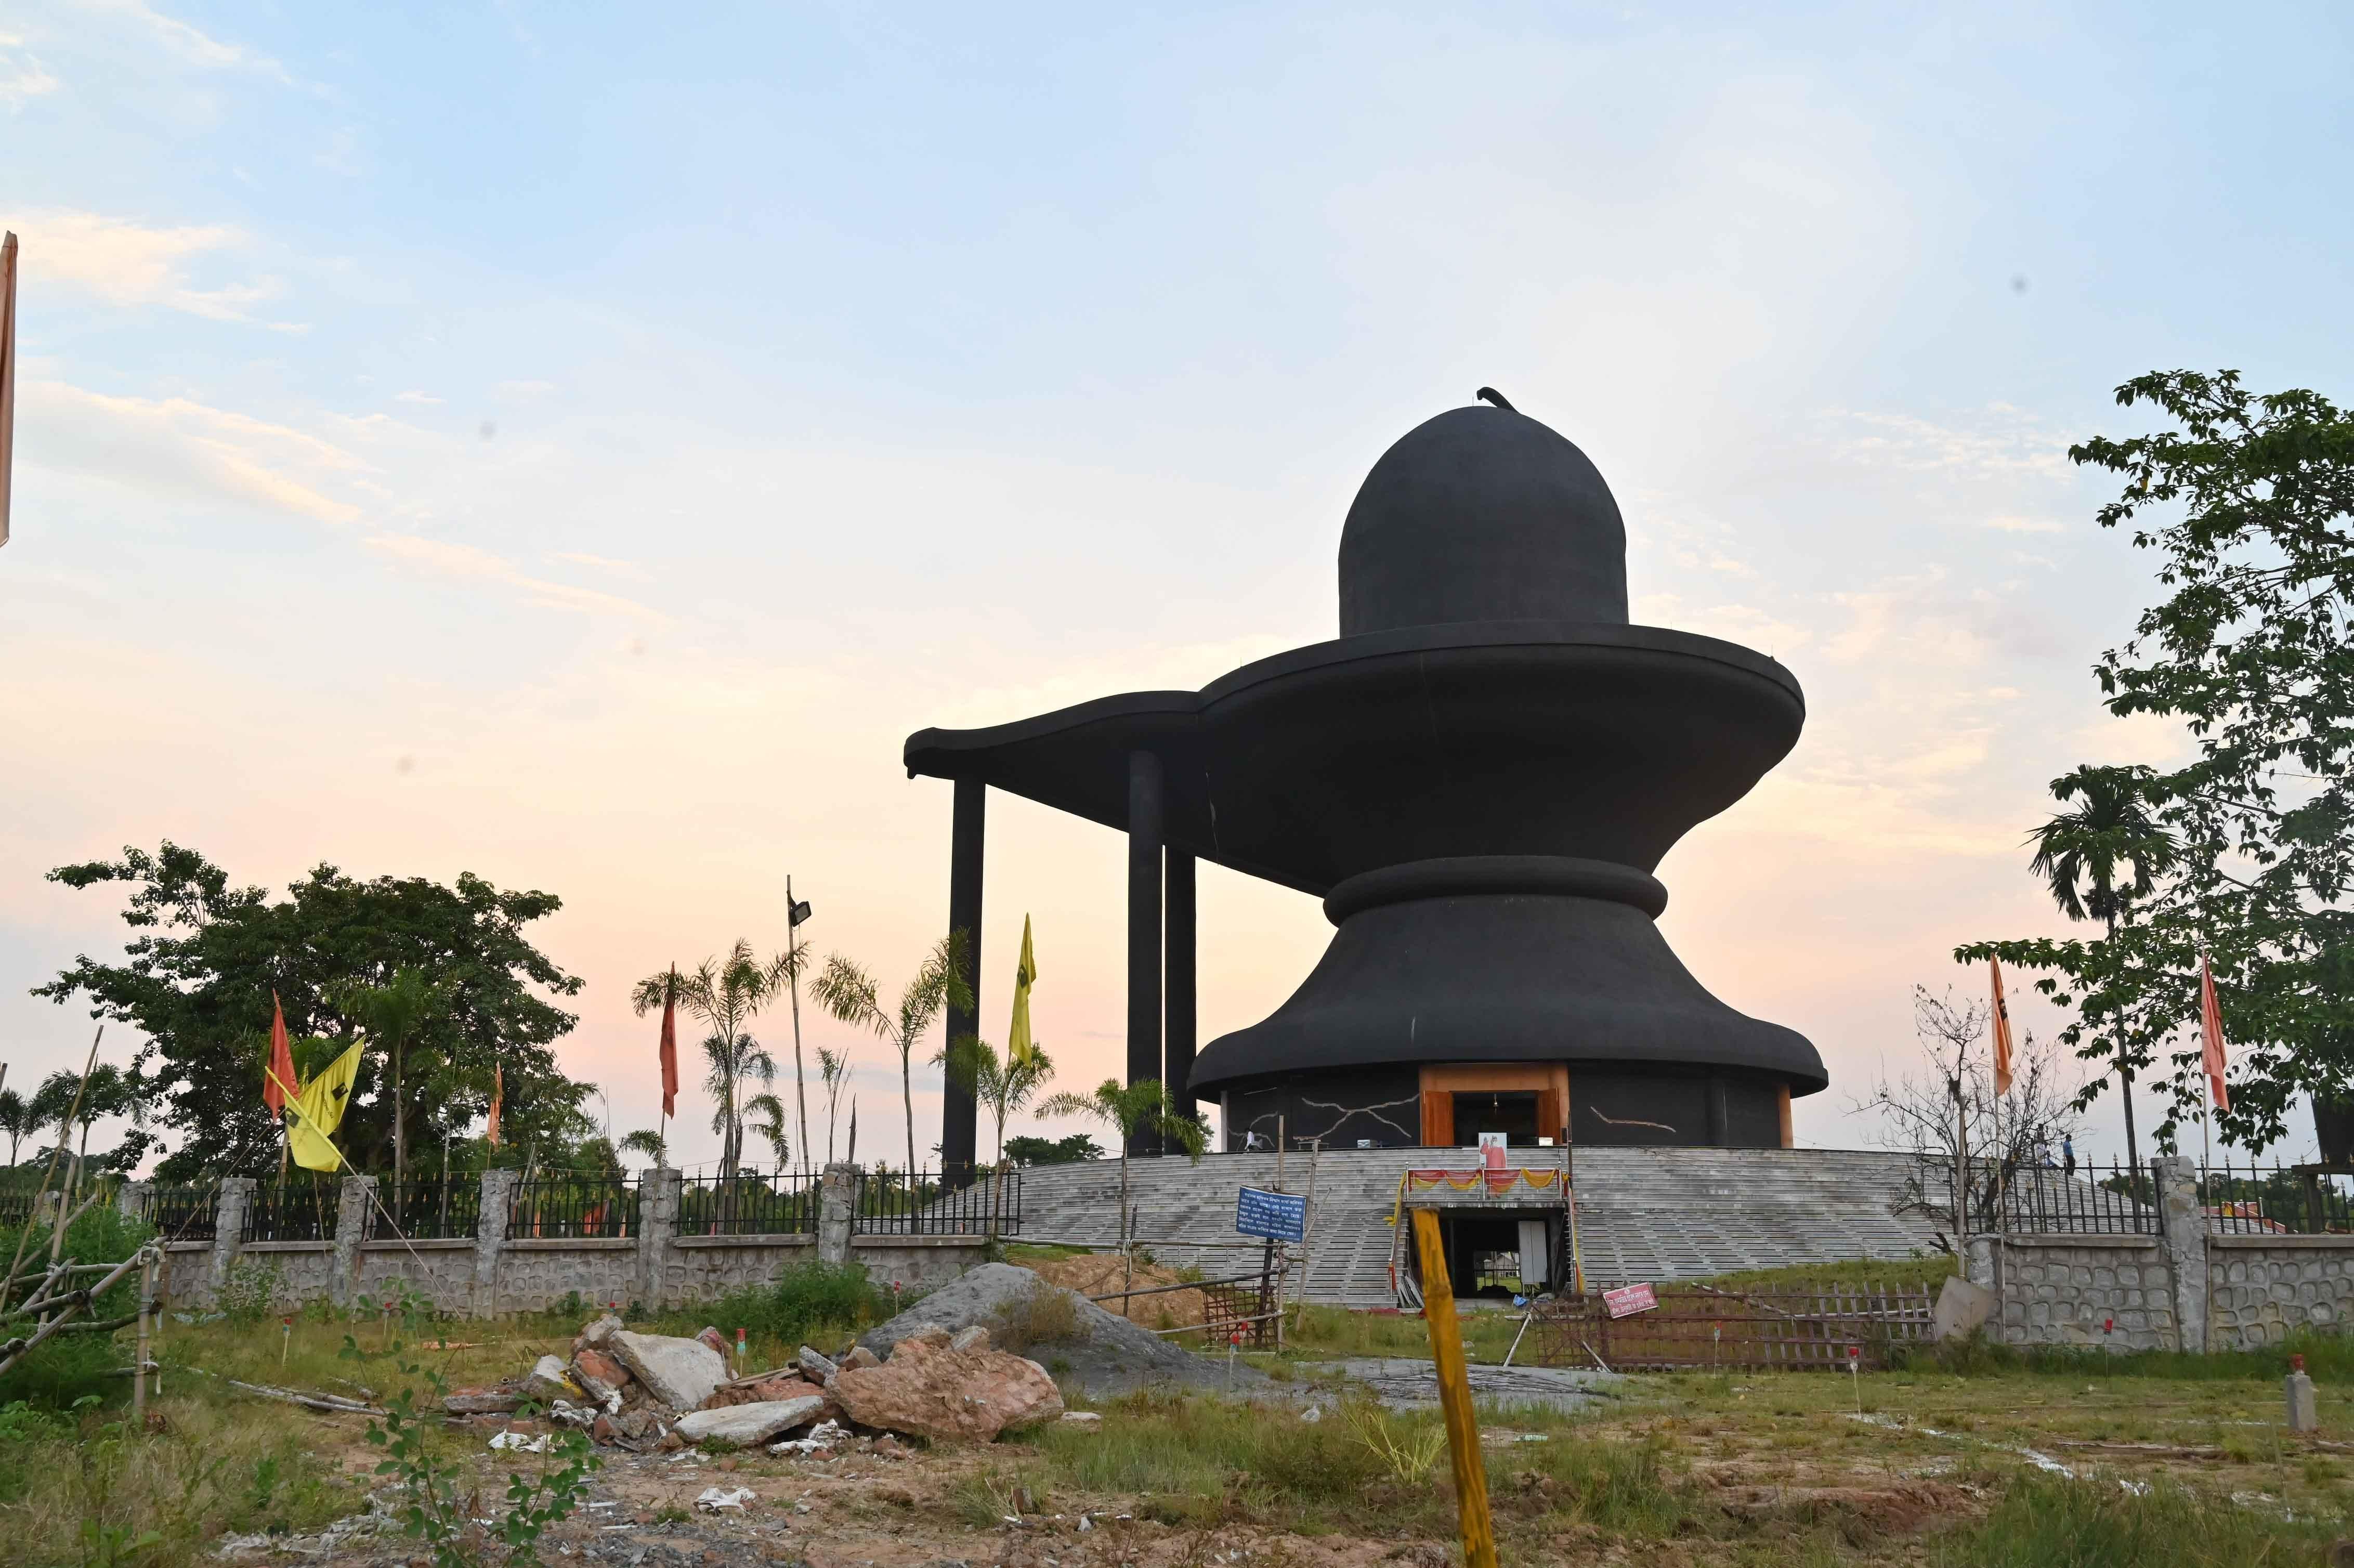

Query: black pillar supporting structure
left=943, top=777, right=985, bottom=1183
left=1165, top=847, right=1197, bottom=1117
left=1126, top=750, right=1165, bottom=1155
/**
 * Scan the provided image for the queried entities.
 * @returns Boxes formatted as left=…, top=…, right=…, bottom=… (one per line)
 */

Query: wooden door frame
left=1417, top=1063, right=1571, bottom=1148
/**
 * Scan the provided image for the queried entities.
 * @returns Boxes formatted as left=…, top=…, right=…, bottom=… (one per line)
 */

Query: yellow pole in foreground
left=1412, top=1207, right=1498, bottom=1568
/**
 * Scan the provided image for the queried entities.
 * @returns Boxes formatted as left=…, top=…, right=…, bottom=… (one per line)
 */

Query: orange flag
left=486, top=1063, right=504, bottom=1147
left=263, top=990, right=299, bottom=1114
left=1988, top=956, right=2016, bottom=1097
left=2200, top=954, right=2232, bottom=1114
left=658, top=964, right=679, bottom=1119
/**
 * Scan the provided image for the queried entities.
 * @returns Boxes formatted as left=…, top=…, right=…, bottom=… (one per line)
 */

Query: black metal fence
left=243, top=1180, right=339, bottom=1243
left=1972, top=1157, right=2160, bottom=1235
left=678, top=1170, right=821, bottom=1236
left=2200, top=1162, right=2354, bottom=1235
left=147, top=1184, right=220, bottom=1243
left=506, top=1175, right=635, bottom=1239
left=376, top=1179, right=482, bottom=1242
left=852, top=1168, right=1021, bottom=1236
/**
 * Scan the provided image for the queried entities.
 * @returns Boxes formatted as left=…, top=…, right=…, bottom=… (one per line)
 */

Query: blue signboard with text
left=1235, top=1186, right=1307, bottom=1242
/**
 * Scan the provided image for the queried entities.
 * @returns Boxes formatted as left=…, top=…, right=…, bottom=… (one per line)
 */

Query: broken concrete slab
left=673, top=1395, right=829, bottom=1448
left=609, top=1329, right=727, bottom=1412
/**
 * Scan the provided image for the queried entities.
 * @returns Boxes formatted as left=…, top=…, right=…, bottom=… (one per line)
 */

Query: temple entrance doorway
left=1453, top=1090, right=1540, bottom=1147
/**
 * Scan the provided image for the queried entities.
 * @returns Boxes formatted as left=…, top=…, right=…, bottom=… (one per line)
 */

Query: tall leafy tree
left=812, top=931, right=972, bottom=1178
left=936, top=1037, right=1054, bottom=1238
left=342, top=968, right=451, bottom=1187
left=2020, top=764, right=2173, bottom=1174
left=34, top=842, right=593, bottom=1179
left=1963, top=371, right=2354, bottom=1146
left=0, top=1088, right=25, bottom=1168
left=815, top=1047, right=851, bottom=1164
left=630, top=942, right=790, bottom=1182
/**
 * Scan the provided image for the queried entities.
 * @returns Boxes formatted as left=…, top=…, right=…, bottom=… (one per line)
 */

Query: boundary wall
left=111, top=1164, right=983, bottom=1319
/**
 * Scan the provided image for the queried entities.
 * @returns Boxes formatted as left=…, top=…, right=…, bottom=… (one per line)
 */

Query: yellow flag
left=1008, top=914, right=1039, bottom=1064
left=286, top=1037, right=364, bottom=1172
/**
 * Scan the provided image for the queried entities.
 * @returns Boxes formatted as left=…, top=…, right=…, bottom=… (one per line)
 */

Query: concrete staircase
left=1004, top=1147, right=1946, bottom=1307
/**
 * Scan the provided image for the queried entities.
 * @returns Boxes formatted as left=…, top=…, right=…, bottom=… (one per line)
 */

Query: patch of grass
left=1281, top=1302, right=1522, bottom=1362
left=704, top=1260, right=887, bottom=1349
left=1678, top=1251, right=1961, bottom=1296
left=1930, top=1469, right=2334, bottom=1566
left=0, top=1205, right=153, bottom=1408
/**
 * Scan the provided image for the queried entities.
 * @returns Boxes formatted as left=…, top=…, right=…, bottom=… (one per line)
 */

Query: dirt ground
left=1027, top=1253, right=1214, bottom=1330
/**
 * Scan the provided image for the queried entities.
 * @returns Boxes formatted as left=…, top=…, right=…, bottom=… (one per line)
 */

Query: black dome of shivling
left=1339, top=406, right=1629, bottom=634
left=905, top=394, right=1823, bottom=1160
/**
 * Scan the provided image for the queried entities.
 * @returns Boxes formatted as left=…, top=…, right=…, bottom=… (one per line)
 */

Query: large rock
left=609, top=1330, right=727, bottom=1412
left=832, top=1338, right=1064, bottom=1442
left=673, top=1395, right=829, bottom=1448
left=855, top=1262, right=1219, bottom=1396
left=526, top=1355, right=582, bottom=1403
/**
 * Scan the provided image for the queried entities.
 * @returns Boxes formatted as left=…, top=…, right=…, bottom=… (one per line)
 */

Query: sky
left=3, top=1, right=2350, bottom=1173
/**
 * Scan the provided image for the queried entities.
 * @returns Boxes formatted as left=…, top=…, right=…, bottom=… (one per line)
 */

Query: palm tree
left=29, top=1070, right=81, bottom=1166
left=816, top=1047, right=850, bottom=1163
left=1037, top=1077, right=1205, bottom=1315
left=631, top=941, right=792, bottom=1181
left=343, top=968, right=449, bottom=1187
left=2027, top=763, right=2173, bottom=1182
left=0, top=1088, right=26, bottom=1168
left=618, top=1128, right=669, bottom=1168
left=776, top=923, right=814, bottom=1174
left=812, top=931, right=974, bottom=1178
left=936, top=1037, right=1054, bottom=1238
left=701, top=1030, right=777, bottom=1182
left=744, top=1092, right=792, bottom=1168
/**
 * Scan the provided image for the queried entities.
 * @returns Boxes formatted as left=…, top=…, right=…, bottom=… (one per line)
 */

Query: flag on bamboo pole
left=284, top=1037, right=363, bottom=1172
left=1008, top=916, right=1039, bottom=1065
left=1988, top=956, right=2016, bottom=1096
left=2201, top=953, right=2232, bottom=1114
left=0, top=231, right=18, bottom=550
left=658, top=964, right=679, bottom=1118
left=263, top=991, right=298, bottom=1115
left=486, top=1063, right=504, bottom=1147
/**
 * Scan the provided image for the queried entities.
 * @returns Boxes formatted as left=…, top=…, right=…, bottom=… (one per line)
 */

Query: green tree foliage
left=0, top=1089, right=24, bottom=1168
left=1961, top=371, right=2354, bottom=1146
left=630, top=943, right=793, bottom=1183
left=813, top=931, right=973, bottom=1178
left=33, top=842, right=593, bottom=1180
left=1002, top=1132, right=1102, bottom=1166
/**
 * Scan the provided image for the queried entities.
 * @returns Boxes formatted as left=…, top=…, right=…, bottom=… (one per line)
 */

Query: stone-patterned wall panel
left=2208, top=1243, right=2354, bottom=1352
left=1994, top=1238, right=2174, bottom=1352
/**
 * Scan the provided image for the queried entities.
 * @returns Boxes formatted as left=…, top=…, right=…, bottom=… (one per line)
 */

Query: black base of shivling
left=1218, top=1065, right=1791, bottom=1151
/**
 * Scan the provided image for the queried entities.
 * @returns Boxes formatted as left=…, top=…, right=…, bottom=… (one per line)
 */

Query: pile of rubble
left=444, top=1313, right=1064, bottom=1452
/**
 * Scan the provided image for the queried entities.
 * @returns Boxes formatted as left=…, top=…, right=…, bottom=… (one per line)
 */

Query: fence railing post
left=472, top=1168, right=517, bottom=1318
left=818, top=1162, right=856, bottom=1265
left=117, top=1180, right=151, bottom=1224
left=208, top=1177, right=255, bottom=1302
left=2153, top=1154, right=2206, bottom=1353
left=331, top=1174, right=376, bottom=1306
left=636, top=1168, right=680, bottom=1312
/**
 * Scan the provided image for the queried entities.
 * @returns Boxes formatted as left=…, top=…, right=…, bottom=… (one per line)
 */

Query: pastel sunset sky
left=5, top=2, right=2349, bottom=1170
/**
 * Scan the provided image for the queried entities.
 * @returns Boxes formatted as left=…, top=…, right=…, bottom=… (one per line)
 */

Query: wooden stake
left=1411, top=1208, right=1497, bottom=1568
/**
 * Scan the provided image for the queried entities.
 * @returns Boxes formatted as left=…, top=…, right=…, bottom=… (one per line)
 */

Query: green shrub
left=709, top=1261, right=886, bottom=1346
left=0, top=1206, right=151, bottom=1410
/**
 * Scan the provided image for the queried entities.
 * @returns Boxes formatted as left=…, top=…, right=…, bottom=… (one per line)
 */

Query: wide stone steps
left=1004, top=1147, right=1948, bottom=1305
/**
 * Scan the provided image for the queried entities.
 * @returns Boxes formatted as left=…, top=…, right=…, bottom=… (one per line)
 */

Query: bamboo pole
left=133, top=1248, right=154, bottom=1424
left=4, top=1027, right=101, bottom=1297
left=0, top=1247, right=146, bottom=1377
left=1411, top=1208, right=1497, bottom=1568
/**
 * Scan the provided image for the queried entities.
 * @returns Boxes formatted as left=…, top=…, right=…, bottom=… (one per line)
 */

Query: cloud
left=552, top=551, right=649, bottom=581
left=393, top=391, right=442, bottom=406
left=1818, top=406, right=2073, bottom=482
left=21, top=378, right=366, bottom=523
left=0, top=35, right=59, bottom=106
left=364, top=534, right=663, bottom=620
left=498, top=380, right=555, bottom=398
left=1984, top=514, right=2065, bottom=534
left=79, top=0, right=293, bottom=84
left=0, top=208, right=301, bottom=328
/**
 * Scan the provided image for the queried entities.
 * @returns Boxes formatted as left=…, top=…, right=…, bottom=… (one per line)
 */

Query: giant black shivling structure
left=906, top=396, right=1825, bottom=1165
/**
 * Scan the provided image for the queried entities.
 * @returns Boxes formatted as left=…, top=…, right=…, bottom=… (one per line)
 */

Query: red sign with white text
left=1603, top=1283, right=1657, bottom=1318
